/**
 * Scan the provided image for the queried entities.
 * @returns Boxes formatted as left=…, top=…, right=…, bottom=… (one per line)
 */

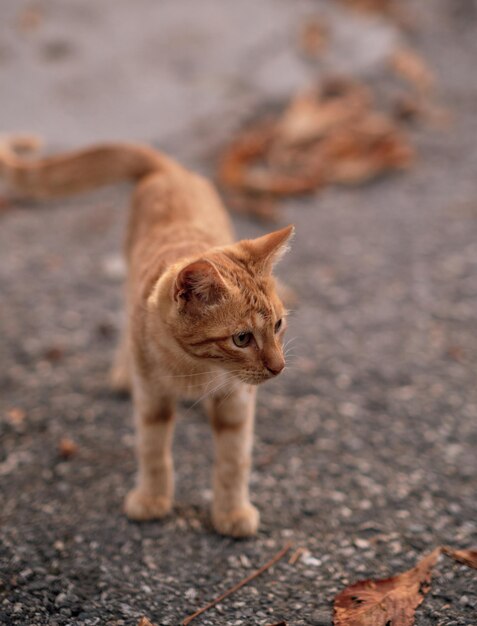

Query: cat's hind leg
left=124, top=379, right=176, bottom=521
left=110, top=328, right=132, bottom=394
left=209, top=384, right=259, bottom=537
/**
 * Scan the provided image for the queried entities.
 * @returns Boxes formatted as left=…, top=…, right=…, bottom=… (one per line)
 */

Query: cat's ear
left=245, top=225, right=295, bottom=274
left=173, top=259, right=226, bottom=306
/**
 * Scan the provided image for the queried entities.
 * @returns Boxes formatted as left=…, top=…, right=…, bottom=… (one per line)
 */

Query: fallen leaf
left=394, top=95, right=451, bottom=130
left=6, top=408, right=26, bottom=424
left=137, top=618, right=157, bottom=626
left=337, top=0, right=396, bottom=15
left=389, top=48, right=435, bottom=95
left=218, top=80, right=413, bottom=218
left=17, top=5, right=44, bottom=33
left=44, top=345, right=64, bottom=362
left=279, top=80, right=370, bottom=141
left=299, top=18, right=329, bottom=58
left=0, top=196, right=12, bottom=214
left=443, top=547, right=477, bottom=570
left=337, top=0, right=413, bottom=28
left=58, top=437, right=78, bottom=459
left=334, top=547, right=441, bottom=626
left=446, top=345, right=466, bottom=363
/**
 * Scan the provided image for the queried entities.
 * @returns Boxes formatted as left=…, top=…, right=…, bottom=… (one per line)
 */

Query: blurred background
left=1, top=1, right=476, bottom=625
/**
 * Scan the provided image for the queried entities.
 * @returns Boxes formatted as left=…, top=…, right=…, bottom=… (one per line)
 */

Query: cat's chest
left=155, top=366, right=235, bottom=401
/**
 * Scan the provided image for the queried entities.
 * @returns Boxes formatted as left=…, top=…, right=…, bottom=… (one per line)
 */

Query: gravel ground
left=1, top=1, right=477, bottom=625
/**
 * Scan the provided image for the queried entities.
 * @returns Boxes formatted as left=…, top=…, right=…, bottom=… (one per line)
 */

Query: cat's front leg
left=209, top=384, right=259, bottom=537
left=124, top=378, right=176, bottom=521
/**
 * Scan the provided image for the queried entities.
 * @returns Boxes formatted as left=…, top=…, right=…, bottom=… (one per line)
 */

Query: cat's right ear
left=173, top=259, right=226, bottom=306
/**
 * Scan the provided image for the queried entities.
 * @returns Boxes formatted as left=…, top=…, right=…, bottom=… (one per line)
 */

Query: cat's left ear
left=245, top=225, right=295, bottom=274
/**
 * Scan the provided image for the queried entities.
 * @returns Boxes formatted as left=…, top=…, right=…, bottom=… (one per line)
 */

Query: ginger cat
left=0, top=137, right=293, bottom=537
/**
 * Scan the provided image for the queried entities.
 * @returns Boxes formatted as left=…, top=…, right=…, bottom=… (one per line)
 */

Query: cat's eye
left=233, top=332, right=253, bottom=348
left=274, top=319, right=283, bottom=333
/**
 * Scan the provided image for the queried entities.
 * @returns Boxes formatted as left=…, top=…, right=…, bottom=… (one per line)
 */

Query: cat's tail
left=0, top=135, right=176, bottom=199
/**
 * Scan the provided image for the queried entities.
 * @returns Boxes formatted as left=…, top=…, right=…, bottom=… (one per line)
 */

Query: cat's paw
left=212, top=503, right=260, bottom=538
left=124, top=488, right=172, bottom=521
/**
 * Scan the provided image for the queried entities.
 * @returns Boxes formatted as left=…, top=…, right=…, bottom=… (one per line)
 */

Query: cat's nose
left=264, top=356, right=285, bottom=376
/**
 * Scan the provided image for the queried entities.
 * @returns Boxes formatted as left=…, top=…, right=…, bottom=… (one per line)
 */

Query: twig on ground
left=442, top=546, right=477, bottom=569
left=288, top=546, right=306, bottom=565
left=182, top=542, right=292, bottom=626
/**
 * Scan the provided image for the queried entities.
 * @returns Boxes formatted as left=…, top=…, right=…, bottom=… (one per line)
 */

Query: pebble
left=310, top=608, right=332, bottom=625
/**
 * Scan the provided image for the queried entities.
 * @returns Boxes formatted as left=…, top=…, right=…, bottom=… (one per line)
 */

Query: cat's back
left=128, top=165, right=234, bottom=254
left=125, top=163, right=235, bottom=299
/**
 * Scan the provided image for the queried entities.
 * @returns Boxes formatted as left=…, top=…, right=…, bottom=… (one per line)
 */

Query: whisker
left=283, top=336, right=298, bottom=349
left=216, top=383, right=239, bottom=409
left=180, top=371, right=234, bottom=391
left=160, top=368, right=243, bottom=380
left=186, top=382, right=232, bottom=414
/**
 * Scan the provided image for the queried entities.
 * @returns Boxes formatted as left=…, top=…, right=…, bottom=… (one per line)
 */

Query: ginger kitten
left=0, top=137, right=293, bottom=537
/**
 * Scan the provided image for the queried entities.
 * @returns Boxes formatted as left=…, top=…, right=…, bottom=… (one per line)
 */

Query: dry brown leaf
left=0, top=196, right=12, bottom=214
left=137, top=618, right=157, bottom=626
left=394, top=95, right=451, bottom=130
left=390, top=48, right=435, bottom=95
left=299, top=18, right=329, bottom=58
left=218, top=121, right=321, bottom=198
left=17, top=5, right=44, bottom=33
left=334, top=547, right=441, bottom=626
left=337, top=0, right=413, bottom=28
left=218, top=122, right=274, bottom=190
left=44, top=345, right=64, bottom=362
left=338, top=0, right=396, bottom=15
left=446, top=345, right=466, bottom=363
left=219, top=81, right=413, bottom=216
left=58, top=437, right=78, bottom=459
left=443, top=546, right=477, bottom=569
left=6, top=408, right=26, bottom=424
left=276, top=82, right=371, bottom=146
left=322, top=116, right=414, bottom=184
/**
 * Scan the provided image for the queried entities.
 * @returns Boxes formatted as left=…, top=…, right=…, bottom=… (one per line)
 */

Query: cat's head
left=164, top=225, right=294, bottom=385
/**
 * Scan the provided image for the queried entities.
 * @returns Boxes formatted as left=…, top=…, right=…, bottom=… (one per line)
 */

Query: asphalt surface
left=1, top=1, right=476, bottom=625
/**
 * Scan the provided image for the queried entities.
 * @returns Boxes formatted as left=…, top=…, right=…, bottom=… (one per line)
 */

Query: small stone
left=339, top=402, right=359, bottom=418
left=301, top=553, right=322, bottom=567
left=58, top=437, right=78, bottom=459
left=184, top=588, right=197, bottom=600
left=239, top=554, right=251, bottom=568
left=311, top=608, right=332, bottom=625
left=54, top=593, right=68, bottom=608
